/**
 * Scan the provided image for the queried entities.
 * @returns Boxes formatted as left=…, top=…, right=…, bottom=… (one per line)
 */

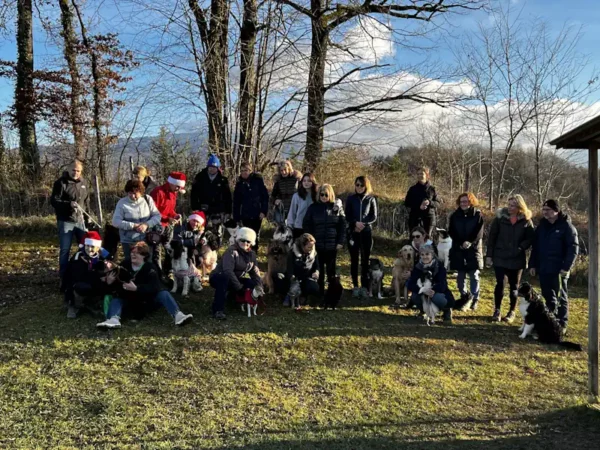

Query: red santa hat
left=167, top=171, right=186, bottom=188
left=82, top=231, right=102, bottom=248
left=188, top=211, right=206, bottom=226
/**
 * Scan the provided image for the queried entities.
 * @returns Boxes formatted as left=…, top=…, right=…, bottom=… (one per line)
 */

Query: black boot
left=443, top=308, right=453, bottom=324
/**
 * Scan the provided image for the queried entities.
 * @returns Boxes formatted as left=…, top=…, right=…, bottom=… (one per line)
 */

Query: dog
left=288, top=276, right=302, bottom=309
left=368, top=258, right=384, bottom=299
left=239, top=284, right=265, bottom=317
left=272, top=224, right=294, bottom=250
left=322, top=275, right=343, bottom=310
left=224, top=219, right=239, bottom=246
left=170, top=240, right=202, bottom=296
left=195, top=231, right=218, bottom=281
left=517, top=283, right=582, bottom=351
left=263, top=240, right=289, bottom=294
left=391, top=245, right=415, bottom=306
left=417, top=269, right=438, bottom=325
left=436, top=228, right=452, bottom=270
left=207, top=214, right=225, bottom=247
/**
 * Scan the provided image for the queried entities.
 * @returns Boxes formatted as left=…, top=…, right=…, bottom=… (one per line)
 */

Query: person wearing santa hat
left=149, top=171, right=187, bottom=274
left=62, top=231, right=111, bottom=319
left=209, top=227, right=262, bottom=320
left=174, top=210, right=219, bottom=267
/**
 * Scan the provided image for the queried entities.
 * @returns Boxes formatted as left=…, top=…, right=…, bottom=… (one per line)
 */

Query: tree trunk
left=238, top=0, right=257, bottom=163
left=488, top=140, right=494, bottom=211
left=305, top=7, right=328, bottom=171
left=15, top=0, right=40, bottom=184
left=535, top=145, right=542, bottom=205
left=59, top=0, right=86, bottom=161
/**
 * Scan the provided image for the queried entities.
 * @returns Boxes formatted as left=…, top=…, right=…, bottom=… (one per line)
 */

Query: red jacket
left=150, top=183, right=178, bottom=226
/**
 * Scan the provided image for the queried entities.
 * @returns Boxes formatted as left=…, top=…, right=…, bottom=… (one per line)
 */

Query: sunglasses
left=412, top=234, right=423, bottom=239
left=239, top=239, right=251, bottom=244
left=320, top=193, right=329, bottom=197
left=355, top=183, right=364, bottom=188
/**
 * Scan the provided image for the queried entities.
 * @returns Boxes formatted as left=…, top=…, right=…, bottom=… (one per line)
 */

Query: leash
left=74, top=203, right=102, bottom=229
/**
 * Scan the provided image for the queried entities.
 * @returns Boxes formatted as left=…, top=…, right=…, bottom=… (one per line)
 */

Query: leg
left=410, top=292, right=423, bottom=311
left=348, top=236, right=360, bottom=288
left=171, top=275, right=178, bottom=293
left=154, top=290, right=181, bottom=317
left=317, top=249, right=326, bottom=295
left=106, top=297, right=124, bottom=319
left=121, top=243, right=132, bottom=260
left=431, top=292, right=448, bottom=310
left=519, top=323, right=535, bottom=339
left=539, top=273, right=560, bottom=317
left=493, top=266, right=506, bottom=310
left=507, top=269, right=522, bottom=312
left=421, top=216, right=434, bottom=240
left=456, top=271, right=467, bottom=296
left=470, top=270, right=481, bottom=301
left=209, top=273, right=230, bottom=315
left=182, top=275, right=190, bottom=296
left=557, top=274, right=569, bottom=328
left=360, top=228, right=373, bottom=290
left=326, top=250, right=337, bottom=283
left=57, top=220, right=75, bottom=281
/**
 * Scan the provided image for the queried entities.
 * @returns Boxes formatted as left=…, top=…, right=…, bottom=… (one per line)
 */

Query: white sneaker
left=174, top=311, right=193, bottom=326
left=96, top=317, right=121, bottom=329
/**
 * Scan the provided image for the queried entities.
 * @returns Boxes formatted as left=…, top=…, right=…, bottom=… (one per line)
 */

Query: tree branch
left=324, top=93, right=451, bottom=119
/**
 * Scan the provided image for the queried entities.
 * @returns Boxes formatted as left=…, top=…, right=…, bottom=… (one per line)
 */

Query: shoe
left=96, top=317, right=121, bottom=329
left=492, top=309, right=501, bottom=322
left=174, top=311, right=193, bottom=326
left=214, top=311, right=227, bottom=320
left=443, top=308, right=453, bottom=324
left=502, top=310, right=516, bottom=323
left=283, top=295, right=291, bottom=307
left=352, top=287, right=360, bottom=298
left=470, top=299, right=479, bottom=311
left=359, top=287, right=369, bottom=298
left=67, top=306, right=79, bottom=319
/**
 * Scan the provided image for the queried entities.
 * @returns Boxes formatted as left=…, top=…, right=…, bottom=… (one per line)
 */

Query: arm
left=432, top=264, right=448, bottom=293
left=485, top=218, right=499, bottom=258
left=50, top=179, right=72, bottom=216
left=287, top=194, right=298, bottom=226
left=336, top=213, right=346, bottom=247
left=428, top=186, right=440, bottom=210
left=345, top=196, right=355, bottom=228
left=145, top=196, right=163, bottom=228
left=271, top=180, right=281, bottom=204
left=519, top=220, right=535, bottom=251
left=365, top=196, right=377, bottom=225
left=563, top=223, right=579, bottom=271
left=222, top=179, right=233, bottom=215
left=260, top=180, right=269, bottom=216
left=404, top=186, right=414, bottom=211
left=112, top=201, right=135, bottom=231
left=232, top=182, right=242, bottom=222
left=528, top=228, right=539, bottom=270
left=302, top=206, right=314, bottom=235
left=468, top=212, right=485, bottom=244
left=249, top=256, right=262, bottom=284
left=190, top=174, right=201, bottom=210
left=222, top=249, right=243, bottom=291
left=135, top=266, right=162, bottom=297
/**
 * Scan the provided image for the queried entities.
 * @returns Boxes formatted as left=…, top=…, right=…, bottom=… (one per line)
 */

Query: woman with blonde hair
left=485, top=194, right=535, bottom=322
left=303, top=184, right=345, bottom=295
left=271, top=160, right=302, bottom=220
left=132, top=166, right=158, bottom=195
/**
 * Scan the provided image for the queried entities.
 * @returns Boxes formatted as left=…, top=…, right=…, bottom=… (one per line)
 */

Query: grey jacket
left=213, top=242, right=262, bottom=291
left=112, top=195, right=162, bottom=244
left=287, top=192, right=313, bottom=229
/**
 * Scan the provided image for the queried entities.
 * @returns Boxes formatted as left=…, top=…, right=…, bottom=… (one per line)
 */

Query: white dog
left=240, top=284, right=265, bottom=317
left=170, top=240, right=202, bottom=296
left=436, top=228, right=452, bottom=271
left=417, top=269, right=439, bottom=325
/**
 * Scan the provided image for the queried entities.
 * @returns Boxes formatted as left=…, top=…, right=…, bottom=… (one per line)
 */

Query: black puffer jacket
left=271, top=170, right=302, bottom=213
left=486, top=208, right=535, bottom=270
left=287, top=240, right=319, bottom=281
left=51, top=171, right=90, bottom=223
left=233, top=173, right=269, bottom=221
left=345, top=193, right=378, bottom=229
left=404, top=181, right=440, bottom=220
left=302, top=201, right=345, bottom=251
left=63, top=249, right=109, bottom=303
left=190, top=168, right=232, bottom=215
left=529, top=212, right=579, bottom=274
left=212, top=242, right=262, bottom=291
left=448, top=207, right=484, bottom=271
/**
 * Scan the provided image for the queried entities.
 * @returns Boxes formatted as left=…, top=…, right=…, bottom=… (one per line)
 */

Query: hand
left=311, top=271, right=319, bottom=280
left=485, top=257, right=493, bottom=268
left=529, top=268, right=536, bottom=277
left=420, top=200, right=429, bottom=210
left=123, top=281, right=137, bottom=292
left=70, top=201, right=79, bottom=209
left=277, top=273, right=285, bottom=280
left=462, top=241, right=471, bottom=249
left=356, top=222, right=365, bottom=231
left=136, top=223, right=148, bottom=233
left=193, top=249, right=199, bottom=256
left=560, top=269, right=569, bottom=277
left=275, top=199, right=282, bottom=206
left=425, top=289, right=435, bottom=297
left=259, top=213, right=265, bottom=220
left=105, top=261, right=115, bottom=270
left=336, top=244, right=343, bottom=250
left=104, top=272, right=116, bottom=285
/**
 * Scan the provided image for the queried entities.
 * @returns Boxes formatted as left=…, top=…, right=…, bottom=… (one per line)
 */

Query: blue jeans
left=457, top=270, right=480, bottom=300
left=209, top=273, right=257, bottom=314
left=411, top=292, right=448, bottom=311
left=106, top=290, right=180, bottom=319
left=58, top=220, right=86, bottom=280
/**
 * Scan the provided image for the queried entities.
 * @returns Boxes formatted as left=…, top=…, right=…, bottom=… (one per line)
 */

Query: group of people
left=52, top=159, right=579, bottom=333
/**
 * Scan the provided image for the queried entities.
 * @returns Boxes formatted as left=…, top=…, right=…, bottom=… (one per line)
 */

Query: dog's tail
left=454, top=293, right=473, bottom=312
left=559, top=341, right=583, bottom=351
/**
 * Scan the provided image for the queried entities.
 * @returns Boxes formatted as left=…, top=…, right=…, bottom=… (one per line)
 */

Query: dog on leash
left=238, top=284, right=266, bottom=317
left=273, top=224, right=294, bottom=250
left=263, top=240, right=289, bottom=294
left=517, top=283, right=582, bottom=351
left=287, top=276, right=302, bottom=309
left=436, top=228, right=452, bottom=270
left=170, top=240, right=202, bottom=296
left=391, top=245, right=415, bottom=305
left=417, top=269, right=438, bottom=325
left=322, top=275, right=343, bottom=310
left=368, top=258, right=384, bottom=299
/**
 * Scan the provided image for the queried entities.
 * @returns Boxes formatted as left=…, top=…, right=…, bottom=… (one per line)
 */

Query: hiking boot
left=283, top=295, right=291, bottom=307
left=492, top=309, right=502, bottom=322
left=67, top=306, right=79, bottom=319
left=352, top=287, right=360, bottom=298
left=214, top=311, right=227, bottom=321
left=470, top=299, right=479, bottom=311
left=443, top=308, right=453, bottom=324
left=96, top=317, right=121, bottom=329
left=502, top=310, right=516, bottom=323
left=174, top=311, right=193, bottom=326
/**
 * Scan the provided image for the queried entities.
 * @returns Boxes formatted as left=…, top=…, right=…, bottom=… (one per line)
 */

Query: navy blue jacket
left=303, top=201, right=346, bottom=251
left=407, top=259, right=455, bottom=308
left=529, top=213, right=579, bottom=274
left=404, top=182, right=440, bottom=220
left=233, top=173, right=269, bottom=222
left=345, top=193, right=378, bottom=229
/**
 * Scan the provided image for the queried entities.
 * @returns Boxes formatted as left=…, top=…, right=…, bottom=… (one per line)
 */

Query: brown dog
left=263, top=240, right=289, bottom=294
left=391, top=245, right=415, bottom=305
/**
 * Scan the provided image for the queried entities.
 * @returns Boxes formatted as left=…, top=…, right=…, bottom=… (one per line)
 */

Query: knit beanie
left=543, top=199, right=560, bottom=212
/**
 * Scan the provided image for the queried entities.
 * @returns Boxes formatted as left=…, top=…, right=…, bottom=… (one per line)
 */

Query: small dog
left=170, top=240, right=202, bottom=296
left=288, top=276, right=302, bottom=309
left=368, top=258, right=384, bottom=299
left=224, top=219, right=239, bottom=246
left=239, top=284, right=265, bottom=317
left=517, top=283, right=582, bottom=351
left=323, top=275, right=343, bottom=310
left=417, top=269, right=438, bottom=325
left=195, top=231, right=218, bottom=281
left=263, top=240, right=289, bottom=294
left=272, top=224, right=294, bottom=249
left=391, top=245, right=415, bottom=305
left=207, top=214, right=225, bottom=247
left=436, top=228, right=452, bottom=270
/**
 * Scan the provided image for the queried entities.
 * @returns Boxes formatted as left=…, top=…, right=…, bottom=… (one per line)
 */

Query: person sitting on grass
left=63, top=231, right=111, bottom=319
left=96, top=242, right=193, bottom=329
left=279, top=233, right=320, bottom=308
left=407, top=244, right=455, bottom=323
left=209, top=227, right=262, bottom=320
left=174, top=211, right=219, bottom=276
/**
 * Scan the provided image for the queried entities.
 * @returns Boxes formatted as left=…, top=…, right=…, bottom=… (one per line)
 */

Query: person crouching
left=209, top=227, right=262, bottom=320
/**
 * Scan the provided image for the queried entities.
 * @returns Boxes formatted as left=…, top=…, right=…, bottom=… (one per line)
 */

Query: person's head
left=167, top=171, right=186, bottom=193
left=130, top=241, right=150, bottom=265
left=298, top=172, right=318, bottom=201
left=279, top=160, right=293, bottom=178
left=419, top=244, right=435, bottom=265
left=70, top=160, right=83, bottom=180
left=125, top=179, right=145, bottom=201
left=207, top=154, right=221, bottom=175
left=507, top=194, right=531, bottom=219
left=410, top=226, right=427, bottom=248
left=82, top=231, right=102, bottom=257
left=416, top=166, right=429, bottom=184
left=457, top=192, right=479, bottom=211
left=354, top=176, right=372, bottom=196
left=318, top=184, right=335, bottom=203
left=240, top=162, right=252, bottom=180
left=299, top=233, right=316, bottom=254
left=542, top=199, right=560, bottom=221
left=188, top=211, right=206, bottom=231
left=236, top=227, right=256, bottom=252
left=132, top=166, right=148, bottom=182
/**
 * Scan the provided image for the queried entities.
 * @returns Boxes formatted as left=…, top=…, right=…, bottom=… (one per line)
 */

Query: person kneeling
left=96, top=242, right=193, bottom=328
left=407, top=244, right=455, bottom=323
left=209, top=227, right=262, bottom=320
left=281, top=233, right=320, bottom=308
left=63, top=231, right=111, bottom=319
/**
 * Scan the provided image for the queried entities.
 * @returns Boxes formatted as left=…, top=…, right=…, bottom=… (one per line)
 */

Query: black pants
left=493, top=266, right=522, bottom=311
left=539, top=273, right=569, bottom=327
left=408, top=214, right=435, bottom=238
left=241, top=218, right=263, bottom=251
left=292, top=228, right=304, bottom=240
left=348, top=227, right=373, bottom=288
left=316, top=248, right=337, bottom=294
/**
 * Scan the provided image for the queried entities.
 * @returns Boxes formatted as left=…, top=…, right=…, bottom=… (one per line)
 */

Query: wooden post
left=588, top=146, right=599, bottom=400
left=94, top=175, right=103, bottom=226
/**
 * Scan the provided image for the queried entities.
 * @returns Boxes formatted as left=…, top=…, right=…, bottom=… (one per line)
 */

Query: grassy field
left=0, top=233, right=598, bottom=449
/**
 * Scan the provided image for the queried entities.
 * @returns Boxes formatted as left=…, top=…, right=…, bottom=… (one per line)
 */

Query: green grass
left=0, top=234, right=598, bottom=449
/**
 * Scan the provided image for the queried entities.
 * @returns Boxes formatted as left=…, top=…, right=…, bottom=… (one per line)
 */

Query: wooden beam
left=588, top=146, right=599, bottom=401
